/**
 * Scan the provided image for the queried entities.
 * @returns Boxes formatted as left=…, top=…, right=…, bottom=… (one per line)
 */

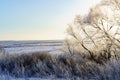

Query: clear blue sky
left=0, top=0, right=100, bottom=40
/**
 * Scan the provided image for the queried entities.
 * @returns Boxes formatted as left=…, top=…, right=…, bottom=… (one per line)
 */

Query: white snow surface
left=0, top=75, right=66, bottom=80
left=0, top=40, right=64, bottom=80
left=0, top=40, right=63, bottom=54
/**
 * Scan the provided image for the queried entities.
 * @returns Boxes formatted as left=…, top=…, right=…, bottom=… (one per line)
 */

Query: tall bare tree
left=66, top=0, right=120, bottom=63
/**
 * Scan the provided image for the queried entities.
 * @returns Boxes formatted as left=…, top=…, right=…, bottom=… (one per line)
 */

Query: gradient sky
left=0, top=0, right=101, bottom=40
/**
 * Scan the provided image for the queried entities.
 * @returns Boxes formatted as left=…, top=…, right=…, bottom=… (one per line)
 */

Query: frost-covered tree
left=66, top=0, right=120, bottom=63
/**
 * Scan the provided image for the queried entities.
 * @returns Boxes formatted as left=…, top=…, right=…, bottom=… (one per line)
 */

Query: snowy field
left=0, top=40, right=64, bottom=80
left=0, top=75, right=66, bottom=80
left=0, top=40, right=63, bottom=54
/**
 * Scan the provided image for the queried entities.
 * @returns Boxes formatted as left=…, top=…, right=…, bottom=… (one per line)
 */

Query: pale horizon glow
left=0, top=0, right=101, bottom=40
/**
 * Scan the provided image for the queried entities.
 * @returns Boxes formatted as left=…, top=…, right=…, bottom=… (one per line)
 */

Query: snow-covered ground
left=0, top=40, right=63, bottom=54
left=0, top=75, right=67, bottom=80
left=0, top=40, right=64, bottom=80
